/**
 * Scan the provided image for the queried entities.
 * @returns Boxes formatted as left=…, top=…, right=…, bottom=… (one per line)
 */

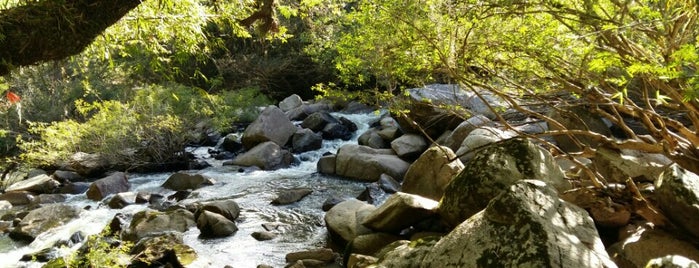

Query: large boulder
left=324, top=199, right=375, bottom=246
left=291, top=128, right=322, bottom=153
left=301, top=112, right=339, bottom=132
left=594, top=147, right=672, bottom=183
left=420, top=180, right=616, bottom=267
left=439, top=138, right=570, bottom=227
left=162, top=172, right=213, bottom=191
left=127, top=209, right=196, bottom=241
left=361, top=192, right=439, bottom=233
left=375, top=239, right=437, bottom=268
left=196, top=210, right=238, bottom=237
left=394, top=84, right=470, bottom=139
left=242, top=105, right=297, bottom=149
left=4, top=174, right=60, bottom=194
left=390, top=134, right=428, bottom=160
left=221, top=133, right=243, bottom=153
left=10, top=204, right=82, bottom=242
left=358, top=128, right=387, bottom=149
left=455, top=126, right=515, bottom=162
left=402, top=146, right=464, bottom=200
left=335, top=144, right=411, bottom=182
left=548, top=105, right=612, bottom=153
left=286, top=101, right=333, bottom=121
left=230, top=141, right=294, bottom=170
left=68, top=152, right=110, bottom=177
left=442, top=114, right=491, bottom=151
left=608, top=225, right=699, bottom=268
left=130, top=232, right=197, bottom=267
left=197, top=199, right=241, bottom=221
left=86, top=172, right=130, bottom=201
left=279, top=94, right=303, bottom=112
left=655, top=164, right=699, bottom=238
left=317, top=154, right=336, bottom=175
left=465, top=91, right=509, bottom=119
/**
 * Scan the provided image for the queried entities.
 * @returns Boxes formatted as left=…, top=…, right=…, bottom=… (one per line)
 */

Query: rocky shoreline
left=2, top=84, right=699, bottom=267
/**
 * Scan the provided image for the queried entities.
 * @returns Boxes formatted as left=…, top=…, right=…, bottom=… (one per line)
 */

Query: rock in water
left=439, top=138, right=570, bottom=227
left=162, top=172, right=213, bottom=191
left=130, top=232, right=197, bottom=266
left=272, top=188, right=313, bottom=205
left=335, top=144, right=411, bottom=182
left=196, top=210, right=238, bottom=238
left=4, top=174, right=60, bottom=194
left=231, top=141, right=294, bottom=170
left=10, top=204, right=82, bottom=242
left=86, top=172, right=130, bottom=201
left=242, top=105, right=297, bottom=149
left=127, top=209, right=195, bottom=241
left=414, top=180, right=616, bottom=267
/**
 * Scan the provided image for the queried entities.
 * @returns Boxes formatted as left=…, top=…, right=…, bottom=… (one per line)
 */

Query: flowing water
left=0, top=112, right=382, bottom=268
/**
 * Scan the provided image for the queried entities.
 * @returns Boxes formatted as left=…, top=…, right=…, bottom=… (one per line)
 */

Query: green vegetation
left=1, top=0, right=699, bottom=175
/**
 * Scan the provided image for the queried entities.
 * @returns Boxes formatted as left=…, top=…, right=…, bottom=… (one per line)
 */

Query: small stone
left=272, top=188, right=313, bottom=205
left=251, top=231, right=277, bottom=241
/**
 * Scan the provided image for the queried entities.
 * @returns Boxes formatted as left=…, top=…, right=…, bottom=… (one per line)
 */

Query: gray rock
left=251, top=231, right=277, bottom=241
left=465, top=91, right=509, bottom=119
left=358, top=129, right=387, bottom=149
left=127, top=209, right=196, bottom=241
left=609, top=225, right=699, bottom=268
left=548, top=105, right=611, bottom=153
left=286, top=248, right=336, bottom=263
left=242, top=105, right=297, bottom=149
left=162, top=172, right=213, bottom=191
left=58, top=182, right=90, bottom=194
left=196, top=210, right=238, bottom=237
left=302, top=112, right=340, bottom=132
left=199, top=199, right=241, bottom=221
left=322, top=122, right=353, bottom=140
left=377, top=174, right=401, bottom=194
left=391, top=134, right=428, bottom=160
left=86, top=172, right=130, bottom=201
left=0, top=200, right=11, bottom=210
left=52, top=170, right=83, bottom=182
left=286, top=101, right=334, bottom=121
left=279, top=94, right=304, bottom=112
left=108, top=192, right=138, bottom=209
left=272, top=188, right=313, bottom=205
left=292, top=128, right=323, bottom=153
left=656, top=164, right=699, bottom=238
left=455, top=126, right=515, bottom=162
left=594, top=147, right=672, bottom=183
left=221, top=133, right=243, bottom=153
left=4, top=174, right=60, bottom=194
left=231, top=141, right=294, bottom=170
left=347, top=254, right=379, bottom=268
left=376, top=239, right=435, bottom=268
left=31, top=194, right=67, bottom=205
left=443, top=114, right=491, bottom=151
left=68, top=152, right=109, bottom=177
left=421, top=180, right=615, bottom=268
left=402, top=146, right=463, bottom=201
left=322, top=196, right=344, bottom=211
left=335, top=144, right=411, bottom=182
left=351, top=233, right=402, bottom=256
left=317, top=154, right=336, bottom=175
left=377, top=126, right=401, bottom=142
left=356, top=184, right=383, bottom=205
left=646, top=255, right=699, bottom=268
left=324, top=199, right=375, bottom=245
left=440, top=138, right=570, bottom=227
left=395, top=84, right=470, bottom=138
left=10, top=204, right=82, bottom=242
left=362, top=192, right=438, bottom=233
left=0, top=191, right=34, bottom=205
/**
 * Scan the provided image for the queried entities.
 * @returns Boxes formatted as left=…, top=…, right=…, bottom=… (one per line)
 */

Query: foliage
left=62, top=231, right=133, bottom=268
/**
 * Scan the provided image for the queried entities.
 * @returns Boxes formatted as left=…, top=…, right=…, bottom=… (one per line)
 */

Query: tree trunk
left=0, top=0, right=143, bottom=76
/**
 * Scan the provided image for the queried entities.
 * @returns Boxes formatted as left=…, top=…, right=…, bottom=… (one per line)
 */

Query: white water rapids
left=0, top=112, right=382, bottom=268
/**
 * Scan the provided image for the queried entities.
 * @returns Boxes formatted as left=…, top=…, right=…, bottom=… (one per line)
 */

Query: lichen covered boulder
left=423, top=180, right=615, bottom=267
left=401, top=146, right=463, bottom=200
left=86, top=172, right=130, bottom=201
left=10, top=204, right=82, bottom=242
left=324, top=199, right=375, bottom=246
left=361, top=192, right=438, bottom=233
left=127, top=209, right=196, bottom=241
left=439, top=138, right=570, bottom=226
left=655, top=164, right=699, bottom=238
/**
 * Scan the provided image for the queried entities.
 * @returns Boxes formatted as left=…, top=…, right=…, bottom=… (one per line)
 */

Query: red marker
left=6, top=91, right=20, bottom=104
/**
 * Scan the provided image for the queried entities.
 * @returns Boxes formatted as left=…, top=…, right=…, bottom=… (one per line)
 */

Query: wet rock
left=108, top=192, right=138, bottom=209
left=442, top=114, right=491, bottom=151
left=401, top=146, right=463, bottom=201
left=198, top=199, right=241, bottom=221
left=439, top=138, right=570, bottom=227
left=548, top=105, right=611, bottom=153
left=86, top=172, right=130, bottom=201
left=322, top=122, right=353, bottom=140
left=251, top=231, right=277, bottom=241
left=317, top=154, right=336, bottom=175
left=292, top=128, right=322, bottom=153
left=340, top=117, right=358, bottom=132
left=608, top=224, right=699, bottom=268
left=127, top=209, right=196, bottom=241
left=302, top=112, right=339, bottom=132
left=21, top=247, right=60, bottom=262
left=279, top=94, right=304, bottom=112
left=455, top=126, right=515, bottom=162
left=654, top=164, right=699, bottom=238
left=231, top=141, right=294, bottom=170
left=335, top=144, right=411, bottom=182
left=5, top=174, right=60, bottom=194
left=322, top=196, right=344, bottom=211
left=390, top=134, right=428, bottom=160
left=324, top=199, right=375, bottom=246
left=377, top=174, right=400, bottom=194
left=31, top=194, right=67, bottom=205
left=243, top=105, right=297, bottom=149
left=107, top=213, right=129, bottom=236
left=350, top=233, right=402, bottom=256
left=356, top=184, right=383, bottom=205
left=286, top=248, right=336, bottom=263
left=420, top=180, right=615, bottom=267
left=0, top=191, right=34, bottom=206
left=196, top=210, right=238, bottom=237
left=168, top=190, right=191, bottom=202
left=10, top=204, right=82, bottom=242
left=57, top=182, right=90, bottom=194
left=272, top=188, right=313, bottom=205
left=341, top=101, right=374, bottom=114
left=68, top=152, right=109, bottom=177
left=221, top=133, right=243, bottom=153
left=130, top=232, right=197, bottom=267
left=646, top=255, right=699, bottom=268
left=362, top=192, right=438, bottom=233
left=358, top=129, right=387, bottom=149
left=52, top=170, right=83, bottom=183
left=162, top=172, right=214, bottom=191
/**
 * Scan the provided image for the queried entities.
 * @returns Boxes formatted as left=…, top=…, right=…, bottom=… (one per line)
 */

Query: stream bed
left=0, top=112, right=382, bottom=268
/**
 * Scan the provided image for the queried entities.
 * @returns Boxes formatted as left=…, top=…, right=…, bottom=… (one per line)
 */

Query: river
left=0, top=111, right=382, bottom=268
